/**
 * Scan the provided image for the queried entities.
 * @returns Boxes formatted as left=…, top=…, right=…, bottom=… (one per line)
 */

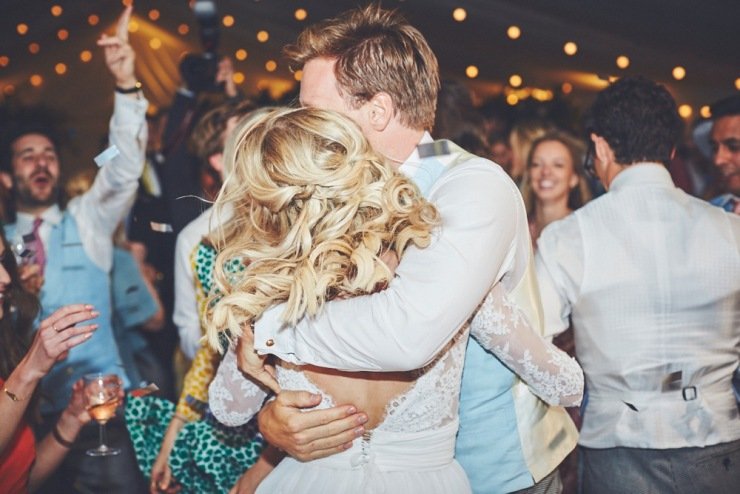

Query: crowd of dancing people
left=0, top=4, right=738, bottom=494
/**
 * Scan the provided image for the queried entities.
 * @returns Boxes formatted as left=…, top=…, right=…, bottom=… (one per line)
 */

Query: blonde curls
left=204, top=107, right=438, bottom=352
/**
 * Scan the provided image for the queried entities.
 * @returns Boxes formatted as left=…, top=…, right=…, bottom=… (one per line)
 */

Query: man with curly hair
left=536, top=76, right=740, bottom=493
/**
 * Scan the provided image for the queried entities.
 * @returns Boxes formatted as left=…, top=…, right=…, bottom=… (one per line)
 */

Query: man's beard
left=14, top=180, right=60, bottom=210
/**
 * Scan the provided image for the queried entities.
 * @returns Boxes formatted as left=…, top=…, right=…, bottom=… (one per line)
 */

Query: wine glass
left=83, top=373, right=122, bottom=457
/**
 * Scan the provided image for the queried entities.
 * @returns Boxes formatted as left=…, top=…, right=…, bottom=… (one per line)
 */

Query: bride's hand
left=236, top=331, right=280, bottom=394
left=380, top=249, right=399, bottom=276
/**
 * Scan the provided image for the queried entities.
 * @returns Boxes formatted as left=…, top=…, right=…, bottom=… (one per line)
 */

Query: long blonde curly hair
left=204, top=107, right=438, bottom=352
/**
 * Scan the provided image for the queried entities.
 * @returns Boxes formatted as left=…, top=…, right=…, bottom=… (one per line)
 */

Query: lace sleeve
left=208, top=344, right=270, bottom=426
left=470, top=283, right=583, bottom=407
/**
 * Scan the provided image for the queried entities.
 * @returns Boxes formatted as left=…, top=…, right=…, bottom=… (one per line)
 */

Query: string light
left=235, top=49, right=248, bottom=61
left=257, top=30, right=269, bottom=42
left=678, top=104, right=692, bottom=118
left=265, top=60, right=277, bottom=72
left=17, top=23, right=29, bottom=36
left=30, top=74, right=43, bottom=87
left=0, top=56, right=9, bottom=68
left=507, top=26, right=521, bottom=40
left=700, top=106, right=711, bottom=119
left=233, top=72, right=245, bottom=84
left=128, top=20, right=139, bottom=33
left=88, top=14, right=99, bottom=26
left=223, top=15, right=235, bottom=27
left=28, top=43, right=40, bottom=54
left=51, top=5, right=63, bottom=17
left=178, top=24, right=189, bottom=35
left=294, top=70, right=303, bottom=81
left=735, top=78, right=740, bottom=91
left=149, top=38, right=162, bottom=50
left=616, top=55, right=630, bottom=69
left=672, top=66, right=686, bottom=80
left=506, top=94, right=519, bottom=105
left=55, top=63, right=67, bottom=75
left=149, top=9, right=160, bottom=21
left=453, top=8, right=467, bottom=22
left=57, top=29, right=69, bottom=41
left=563, top=42, right=578, bottom=56
left=295, top=9, right=308, bottom=21
left=561, top=82, right=573, bottom=94
left=509, top=74, right=523, bottom=87
left=80, top=50, right=93, bottom=62
left=465, top=65, right=479, bottom=78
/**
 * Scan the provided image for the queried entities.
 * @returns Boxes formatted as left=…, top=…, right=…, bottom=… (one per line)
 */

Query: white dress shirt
left=536, top=163, right=740, bottom=449
left=173, top=205, right=231, bottom=359
left=252, top=132, right=532, bottom=372
left=14, top=93, right=148, bottom=272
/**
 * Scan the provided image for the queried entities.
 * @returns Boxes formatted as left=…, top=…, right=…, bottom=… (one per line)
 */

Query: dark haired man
left=536, top=77, right=740, bottom=493
left=2, top=7, right=149, bottom=493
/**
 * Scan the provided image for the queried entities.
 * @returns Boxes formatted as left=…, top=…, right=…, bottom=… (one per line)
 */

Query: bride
left=204, top=106, right=583, bottom=493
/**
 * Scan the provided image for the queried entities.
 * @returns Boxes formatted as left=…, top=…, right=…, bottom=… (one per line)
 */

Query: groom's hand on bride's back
left=258, top=390, right=368, bottom=461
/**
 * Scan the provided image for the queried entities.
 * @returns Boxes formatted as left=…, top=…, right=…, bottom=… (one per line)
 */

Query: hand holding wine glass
left=83, top=373, right=123, bottom=457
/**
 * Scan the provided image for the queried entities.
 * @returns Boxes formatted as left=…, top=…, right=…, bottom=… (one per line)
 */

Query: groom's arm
left=254, top=161, right=526, bottom=371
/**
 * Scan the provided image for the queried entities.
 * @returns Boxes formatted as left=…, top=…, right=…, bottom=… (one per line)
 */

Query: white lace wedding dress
left=208, top=283, right=583, bottom=494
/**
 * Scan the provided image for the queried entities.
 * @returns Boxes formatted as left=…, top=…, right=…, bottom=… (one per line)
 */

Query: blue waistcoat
left=417, top=142, right=576, bottom=493
left=6, top=211, right=129, bottom=415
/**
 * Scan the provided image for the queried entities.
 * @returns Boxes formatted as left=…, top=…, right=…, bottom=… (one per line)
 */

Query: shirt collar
left=16, top=204, right=63, bottom=227
left=398, top=131, right=434, bottom=178
left=609, top=163, right=674, bottom=192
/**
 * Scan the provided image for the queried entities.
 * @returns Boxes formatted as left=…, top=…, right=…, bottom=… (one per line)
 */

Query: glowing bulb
left=509, top=74, right=523, bottom=87
left=672, top=66, right=686, bottom=81
left=223, top=15, right=235, bottom=27
left=294, top=70, right=303, bottom=81
left=257, top=30, right=269, bottom=42
left=149, top=38, right=162, bottom=50
left=149, top=9, right=160, bottom=21
left=28, top=43, right=40, bottom=54
left=506, top=94, right=519, bottom=105
left=3, top=85, right=15, bottom=95
left=265, top=60, right=277, bottom=72
left=294, top=9, right=308, bottom=21
left=55, top=63, right=67, bottom=75
left=57, top=29, right=69, bottom=41
left=178, top=24, right=189, bottom=35
left=616, top=55, right=630, bottom=69
left=80, top=50, right=93, bottom=62
left=465, top=65, right=479, bottom=79
left=17, top=23, right=29, bottom=36
left=561, top=82, right=573, bottom=94
left=735, top=78, right=740, bottom=91
left=678, top=104, right=692, bottom=118
left=563, top=42, right=578, bottom=56
left=507, top=26, right=521, bottom=40
left=0, top=56, right=10, bottom=68
left=51, top=5, right=63, bottom=16
left=128, top=20, right=139, bottom=33
left=453, top=8, right=467, bottom=22
left=88, top=14, right=99, bottom=26
left=233, top=72, right=245, bottom=84
left=30, top=74, right=43, bottom=87
left=699, top=105, right=711, bottom=119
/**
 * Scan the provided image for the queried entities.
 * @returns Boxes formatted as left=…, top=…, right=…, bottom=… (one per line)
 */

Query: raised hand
left=97, top=5, right=137, bottom=88
left=23, top=304, right=99, bottom=380
left=216, top=57, right=238, bottom=98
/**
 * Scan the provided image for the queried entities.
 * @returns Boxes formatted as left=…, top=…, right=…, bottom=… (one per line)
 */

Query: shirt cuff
left=253, top=303, right=301, bottom=364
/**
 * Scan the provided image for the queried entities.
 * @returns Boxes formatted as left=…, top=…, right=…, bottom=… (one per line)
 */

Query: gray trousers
left=580, top=439, right=740, bottom=494
left=511, top=469, right=563, bottom=494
